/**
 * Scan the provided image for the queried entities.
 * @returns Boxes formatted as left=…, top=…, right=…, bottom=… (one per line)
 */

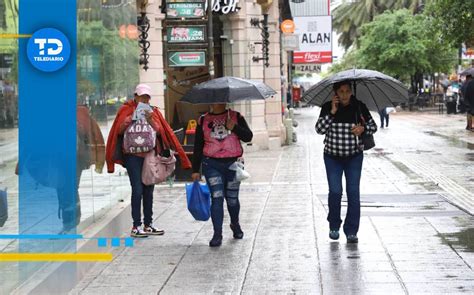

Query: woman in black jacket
left=315, top=81, right=377, bottom=243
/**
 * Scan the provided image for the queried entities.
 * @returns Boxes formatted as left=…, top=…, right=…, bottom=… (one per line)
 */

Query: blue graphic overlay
left=27, top=28, right=71, bottom=72
left=0, top=234, right=83, bottom=240
left=111, top=238, right=121, bottom=247
left=124, top=238, right=134, bottom=247
left=97, top=238, right=107, bottom=248
left=18, top=0, right=77, bottom=286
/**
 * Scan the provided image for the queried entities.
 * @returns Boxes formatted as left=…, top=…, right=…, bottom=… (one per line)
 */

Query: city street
left=69, top=108, right=474, bottom=294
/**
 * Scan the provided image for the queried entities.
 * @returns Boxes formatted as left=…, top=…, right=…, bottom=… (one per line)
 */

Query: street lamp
left=137, top=0, right=150, bottom=71
left=250, top=14, right=270, bottom=67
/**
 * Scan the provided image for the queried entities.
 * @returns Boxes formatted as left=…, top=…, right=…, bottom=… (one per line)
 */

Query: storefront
left=0, top=1, right=142, bottom=292
left=159, top=0, right=285, bottom=149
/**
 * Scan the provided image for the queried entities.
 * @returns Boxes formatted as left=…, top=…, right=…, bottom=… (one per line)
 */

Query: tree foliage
left=329, top=8, right=457, bottom=94
left=424, top=0, right=474, bottom=47
left=328, top=48, right=361, bottom=75
left=332, top=0, right=419, bottom=49
left=77, top=2, right=139, bottom=102
left=355, top=9, right=456, bottom=82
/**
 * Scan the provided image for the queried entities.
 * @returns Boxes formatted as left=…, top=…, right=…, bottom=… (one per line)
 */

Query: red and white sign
left=293, top=16, right=332, bottom=64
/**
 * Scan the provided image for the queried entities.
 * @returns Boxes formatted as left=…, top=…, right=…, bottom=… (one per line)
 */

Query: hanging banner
left=166, top=26, right=206, bottom=43
left=289, top=0, right=330, bottom=17
left=293, top=16, right=332, bottom=64
left=166, top=1, right=205, bottom=18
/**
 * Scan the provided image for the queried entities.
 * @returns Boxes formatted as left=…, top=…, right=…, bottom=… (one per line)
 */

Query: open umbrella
left=180, top=76, right=276, bottom=104
left=302, top=69, right=409, bottom=111
left=460, top=68, right=474, bottom=76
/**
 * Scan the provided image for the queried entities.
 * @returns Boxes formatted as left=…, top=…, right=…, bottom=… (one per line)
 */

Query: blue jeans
left=323, top=153, right=363, bottom=236
left=124, top=155, right=155, bottom=227
left=202, top=157, right=241, bottom=234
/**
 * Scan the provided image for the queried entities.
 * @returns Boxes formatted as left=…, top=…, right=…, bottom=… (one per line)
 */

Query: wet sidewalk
left=69, top=108, right=474, bottom=294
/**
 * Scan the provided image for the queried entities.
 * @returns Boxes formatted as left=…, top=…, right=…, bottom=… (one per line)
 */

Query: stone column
left=137, top=0, right=166, bottom=112
left=262, top=1, right=285, bottom=146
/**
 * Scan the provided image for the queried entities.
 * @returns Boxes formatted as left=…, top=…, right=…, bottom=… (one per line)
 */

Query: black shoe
left=329, top=230, right=339, bottom=240
left=230, top=223, right=244, bottom=239
left=347, top=234, right=358, bottom=243
left=209, top=233, right=222, bottom=247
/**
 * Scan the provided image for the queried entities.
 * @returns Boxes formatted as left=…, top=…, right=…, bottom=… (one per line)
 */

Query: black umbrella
left=302, top=69, right=409, bottom=111
left=460, top=68, right=474, bottom=76
left=180, top=76, right=277, bottom=104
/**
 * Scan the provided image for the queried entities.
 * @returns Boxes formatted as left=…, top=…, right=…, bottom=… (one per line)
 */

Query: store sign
left=293, top=16, right=332, bottom=64
left=282, top=34, right=300, bottom=51
left=168, top=51, right=206, bottom=67
left=166, top=2, right=205, bottom=18
left=167, top=26, right=206, bottom=43
left=206, top=0, right=239, bottom=14
left=295, top=64, right=321, bottom=73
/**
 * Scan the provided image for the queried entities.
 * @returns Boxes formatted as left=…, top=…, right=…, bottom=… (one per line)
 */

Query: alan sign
left=293, top=16, right=332, bottom=64
left=167, top=26, right=206, bottom=43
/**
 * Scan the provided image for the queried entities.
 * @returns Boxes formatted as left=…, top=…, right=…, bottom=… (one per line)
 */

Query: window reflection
left=77, top=0, right=139, bottom=225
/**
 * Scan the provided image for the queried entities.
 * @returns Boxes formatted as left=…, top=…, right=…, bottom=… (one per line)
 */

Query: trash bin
left=446, top=101, right=457, bottom=114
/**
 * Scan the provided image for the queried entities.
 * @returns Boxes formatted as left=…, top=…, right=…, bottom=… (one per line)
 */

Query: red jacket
left=106, top=100, right=191, bottom=173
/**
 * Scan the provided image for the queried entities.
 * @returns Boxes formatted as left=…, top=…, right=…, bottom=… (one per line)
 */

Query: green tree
left=356, top=9, right=456, bottom=92
left=332, top=0, right=419, bottom=49
left=424, top=0, right=474, bottom=47
left=328, top=48, right=361, bottom=74
left=77, top=20, right=139, bottom=101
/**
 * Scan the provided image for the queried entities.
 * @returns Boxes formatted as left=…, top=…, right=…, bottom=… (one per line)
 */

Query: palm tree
left=332, top=0, right=420, bottom=50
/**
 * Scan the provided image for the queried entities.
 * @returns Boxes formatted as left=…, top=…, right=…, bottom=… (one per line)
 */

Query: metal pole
left=288, top=51, right=293, bottom=107
left=207, top=0, right=215, bottom=79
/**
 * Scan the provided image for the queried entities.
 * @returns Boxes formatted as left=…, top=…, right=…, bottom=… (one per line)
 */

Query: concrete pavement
left=69, top=108, right=474, bottom=294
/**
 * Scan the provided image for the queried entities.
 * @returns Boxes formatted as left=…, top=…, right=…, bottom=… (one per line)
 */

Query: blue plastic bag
left=186, top=181, right=211, bottom=221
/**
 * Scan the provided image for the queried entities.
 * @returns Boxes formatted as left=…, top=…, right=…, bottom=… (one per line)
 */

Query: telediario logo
left=27, top=28, right=71, bottom=72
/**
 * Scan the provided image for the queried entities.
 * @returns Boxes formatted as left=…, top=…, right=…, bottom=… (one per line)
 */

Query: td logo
left=27, top=28, right=71, bottom=72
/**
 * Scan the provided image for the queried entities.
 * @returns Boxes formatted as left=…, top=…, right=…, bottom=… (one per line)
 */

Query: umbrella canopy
left=302, top=69, right=409, bottom=111
left=180, top=76, right=277, bottom=104
left=460, top=68, right=474, bottom=76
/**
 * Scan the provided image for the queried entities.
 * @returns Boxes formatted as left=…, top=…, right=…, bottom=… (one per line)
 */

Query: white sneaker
left=130, top=226, right=149, bottom=238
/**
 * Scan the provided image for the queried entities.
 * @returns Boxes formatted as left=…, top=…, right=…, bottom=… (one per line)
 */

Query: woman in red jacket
left=106, top=84, right=191, bottom=238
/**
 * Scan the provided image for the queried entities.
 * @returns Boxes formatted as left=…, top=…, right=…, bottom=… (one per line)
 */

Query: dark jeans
left=324, top=153, right=363, bottom=236
left=124, top=155, right=155, bottom=227
left=57, top=168, right=82, bottom=230
left=202, top=157, right=241, bottom=234
left=379, top=109, right=389, bottom=127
